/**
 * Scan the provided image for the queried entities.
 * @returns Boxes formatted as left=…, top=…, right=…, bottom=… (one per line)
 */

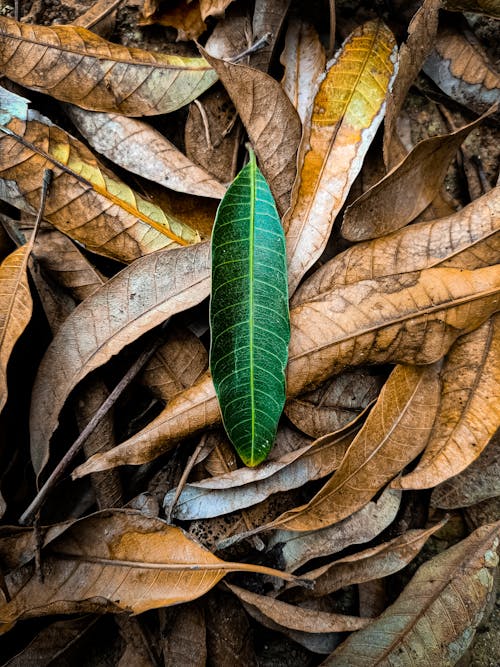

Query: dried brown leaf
left=205, top=590, right=257, bottom=667
left=443, top=0, right=500, bottom=14
left=0, top=16, right=217, bottom=115
left=162, top=603, right=206, bottom=667
left=395, top=314, right=500, bottom=490
left=322, top=522, right=500, bottom=666
left=342, top=111, right=492, bottom=241
left=250, top=0, right=292, bottom=72
left=138, top=0, right=207, bottom=41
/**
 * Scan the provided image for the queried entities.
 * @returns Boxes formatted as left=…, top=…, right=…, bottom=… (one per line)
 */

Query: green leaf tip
left=209, top=148, right=290, bottom=467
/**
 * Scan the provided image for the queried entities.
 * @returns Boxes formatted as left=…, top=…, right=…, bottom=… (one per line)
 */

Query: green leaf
left=210, top=150, right=290, bottom=467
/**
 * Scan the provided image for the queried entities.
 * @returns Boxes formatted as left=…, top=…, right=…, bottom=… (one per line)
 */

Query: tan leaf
left=71, top=0, right=122, bottom=36
left=250, top=0, right=292, bottom=72
left=0, top=509, right=300, bottom=627
left=285, top=20, right=397, bottom=294
left=423, top=22, right=500, bottom=116
left=74, top=264, right=500, bottom=477
left=65, top=105, right=227, bottom=199
left=285, top=369, right=383, bottom=438
left=199, top=0, right=234, bottom=20
left=280, top=21, right=326, bottom=124
left=431, top=431, right=500, bottom=509
left=0, top=244, right=33, bottom=413
left=0, top=89, right=200, bottom=263
left=342, top=111, right=492, bottom=241
left=0, top=16, right=217, bottom=115
left=322, top=522, right=500, bottom=666
left=138, top=0, right=207, bottom=42
left=205, top=590, right=257, bottom=667
left=294, top=185, right=500, bottom=305
left=201, top=47, right=302, bottom=216
left=162, top=603, right=206, bottom=667
left=442, top=0, right=500, bottom=14
left=30, top=242, right=211, bottom=478
left=395, top=314, right=500, bottom=490
left=383, top=0, right=442, bottom=167
left=267, top=364, right=441, bottom=532
left=298, top=522, right=447, bottom=597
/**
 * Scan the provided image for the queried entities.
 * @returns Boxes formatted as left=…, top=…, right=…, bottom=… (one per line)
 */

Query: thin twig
left=165, top=434, right=208, bottom=523
left=229, top=33, right=272, bottom=63
left=193, top=99, right=213, bottom=150
left=19, top=320, right=170, bottom=526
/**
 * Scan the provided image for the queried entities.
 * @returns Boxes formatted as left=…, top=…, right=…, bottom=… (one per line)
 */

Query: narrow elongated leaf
left=210, top=151, right=290, bottom=466
left=74, top=264, right=500, bottom=477
left=0, top=16, right=217, bottom=116
left=443, top=0, right=500, bottom=14
left=395, top=314, right=500, bottom=490
left=322, top=522, right=500, bottom=666
left=250, top=0, right=291, bottom=72
left=0, top=88, right=199, bottom=263
left=0, top=510, right=300, bottom=628
left=285, top=20, right=398, bottom=295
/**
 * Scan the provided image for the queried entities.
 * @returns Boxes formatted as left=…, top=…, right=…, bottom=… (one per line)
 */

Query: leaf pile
left=0, top=0, right=499, bottom=665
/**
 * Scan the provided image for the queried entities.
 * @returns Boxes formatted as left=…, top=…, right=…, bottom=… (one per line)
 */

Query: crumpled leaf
left=264, top=487, right=402, bottom=572
left=0, top=16, right=217, bottom=116
left=431, top=430, right=499, bottom=509
left=73, top=264, right=500, bottom=477
left=280, top=20, right=325, bottom=123
left=0, top=509, right=300, bottom=628
left=262, top=363, right=441, bottom=532
left=0, top=88, right=200, bottom=264
left=285, top=19, right=398, bottom=294
left=342, top=111, right=491, bottom=241
left=423, top=21, right=500, bottom=116
left=201, top=47, right=301, bottom=216
left=394, top=314, right=500, bottom=490
left=30, top=242, right=211, bottom=478
left=163, top=424, right=355, bottom=520
left=295, top=185, right=500, bottom=305
left=66, top=105, right=227, bottom=199
left=322, top=522, right=500, bottom=666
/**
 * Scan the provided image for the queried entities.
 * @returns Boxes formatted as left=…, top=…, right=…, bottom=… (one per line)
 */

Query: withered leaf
left=294, top=185, right=500, bottom=306
left=66, top=105, right=227, bottom=199
left=0, top=509, right=299, bottom=627
left=201, top=47, right=301, bottom=216
left=74, top=264, right=500, bottom=476
left=138, top=0, right=207, bottom=41
left=205, top=590, right=257, bottom=667
left=431, top=430, right=499, bottom=509
left=443, top=0, right=500, bottom=14
left=342, top=111, right=492, bottom=241
left=395, top=314, right=500, bottom=490
left=285, top=20, right=397, bottom=294
left=162, top=603, right=207, bottom=667
left=0, top=16, right=217, bottom=115
left=322, top=522, right=500, bottom=666
left=0, top=88, right=200, bottom=263
left=250, top=0, right=291, bottom=72
left=30, top=242, right=211, bottom=478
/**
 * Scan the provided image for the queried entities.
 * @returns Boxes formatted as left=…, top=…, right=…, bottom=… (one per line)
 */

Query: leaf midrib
left=248, top=154, right=256, bottom=465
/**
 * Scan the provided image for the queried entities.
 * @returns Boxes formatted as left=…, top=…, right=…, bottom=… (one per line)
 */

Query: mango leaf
left=395, top=314, right=500, bottom=490
left=201, top=47, right=302, bottom=216
left=250, top=0, right=292, bottom=72
left=138, top=0, right=207, bottom=41
left=66, top=105, right=227, bottom=199
left=0, top=16, right=217, bottom=116
left=263, top=363, right=441, bottom=532
left=210, top=150, right=290, bottom=466
left=294, top=185, right=500, bottom=305
left=322, top=522, right=500, bottom=666
left=284, top=20, right=398, bottom=295
left=163, top=604, right=207, bottom=667
left=443, top=0, right=500, bottom=14
left=0, top=509, right=300, bottom=628
left=0, top=88, right=200, bottom=264
left=205, top=590, right=257, bottom=667
left=30, top=242, right=211, bottom=479
left=73, top=264, right=500, bottom=477
left=342, top=111, right=492, bottom=241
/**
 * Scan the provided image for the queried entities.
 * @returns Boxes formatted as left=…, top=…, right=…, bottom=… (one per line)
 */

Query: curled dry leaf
left=322, top=522, right=500, bottom=666
left=0, top=509, right=300, bottom=627
left=0, top=88, right=200, bottom=263
left=280, top=21, right=326, bottom=124
left=423, top=22, right=500, bottom=116
left=395, top=314, right=500, bottom=490
left=265, top=487, right=402, bottom=572
left=285, top=20, right=398, bottom=295
left=0, top=16, right=217, bottom=116
left=138, top=0, right=207, bottom=41
left=285, top=368, right=383, bottom=438
left=66, top=105, right=227, bottom=199
left=342, top=111, right=492, bottom=241
left=264, top=363, right=441, bottom=532
left=431, top=430, right=499, bottom=509
left=30, top=242, right=211, bottom=478
left=383, top=0, right=441, bottom=167
left=163, top=425, right=355, bottom=520
left=74, top=264, right=500, bottom=477
left=200, top=47, right=302, bottom=216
